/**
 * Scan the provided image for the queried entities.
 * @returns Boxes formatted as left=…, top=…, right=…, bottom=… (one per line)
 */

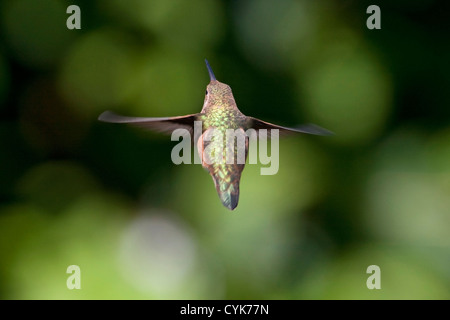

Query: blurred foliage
left=0, top=0, right=449, bottom=299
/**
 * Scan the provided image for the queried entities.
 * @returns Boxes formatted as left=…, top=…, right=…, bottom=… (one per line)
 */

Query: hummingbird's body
left=99, top=60, right=332, bottom=210
left=198, top=78, right=248, bottom=209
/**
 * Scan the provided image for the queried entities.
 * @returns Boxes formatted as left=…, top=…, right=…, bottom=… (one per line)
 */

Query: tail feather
left=218, top=187, right=239, bottom=210
left=212, top=176, right=240, bottom=210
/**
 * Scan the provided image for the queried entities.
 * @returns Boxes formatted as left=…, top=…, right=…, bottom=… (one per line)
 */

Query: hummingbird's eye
left=205, top=90, right=208, bottom=95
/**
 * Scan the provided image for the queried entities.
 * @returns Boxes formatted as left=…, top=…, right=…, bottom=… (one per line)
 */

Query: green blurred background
left=0, top=0, right=449, bottom=299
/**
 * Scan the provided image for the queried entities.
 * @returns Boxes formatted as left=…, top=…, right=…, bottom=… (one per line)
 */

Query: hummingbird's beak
left=205, top=59, right=216, bottom=82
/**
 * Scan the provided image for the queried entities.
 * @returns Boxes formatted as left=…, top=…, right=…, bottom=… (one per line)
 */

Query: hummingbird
left=98, top=59, right=332, bottom=210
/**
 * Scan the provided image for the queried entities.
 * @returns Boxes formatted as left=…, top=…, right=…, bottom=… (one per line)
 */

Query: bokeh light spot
left=16, top=161, right=101, bottom=214
left=59, top=29, right=136, bottom=118
left=300, top=36, right=392, bottom=145
left=118, top=212, right=221, bottom=298
left=1, top=0, right=74, bottom=68
left=295, top=245, right=449, bottom=299
left=127, top=50, right=204, bottom=117
left=365, top=129, right=450, bottom=247
left=233, top=0, right=316, bottom=70
left=102, top=0, right=224, bottom=51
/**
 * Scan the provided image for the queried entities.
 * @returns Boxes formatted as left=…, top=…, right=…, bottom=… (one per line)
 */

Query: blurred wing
left=98, top=111, right=202, bottom=137
left=248, top=117, right=334, bottom=136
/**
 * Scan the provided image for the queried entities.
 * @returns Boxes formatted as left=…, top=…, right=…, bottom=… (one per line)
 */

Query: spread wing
left=247, top=117, right=334, bottom=137
left=98, top=111, right=203, bottom=138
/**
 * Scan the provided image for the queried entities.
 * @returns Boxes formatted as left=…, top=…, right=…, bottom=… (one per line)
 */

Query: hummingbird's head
left=204, top=59, right=233, bottom=104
